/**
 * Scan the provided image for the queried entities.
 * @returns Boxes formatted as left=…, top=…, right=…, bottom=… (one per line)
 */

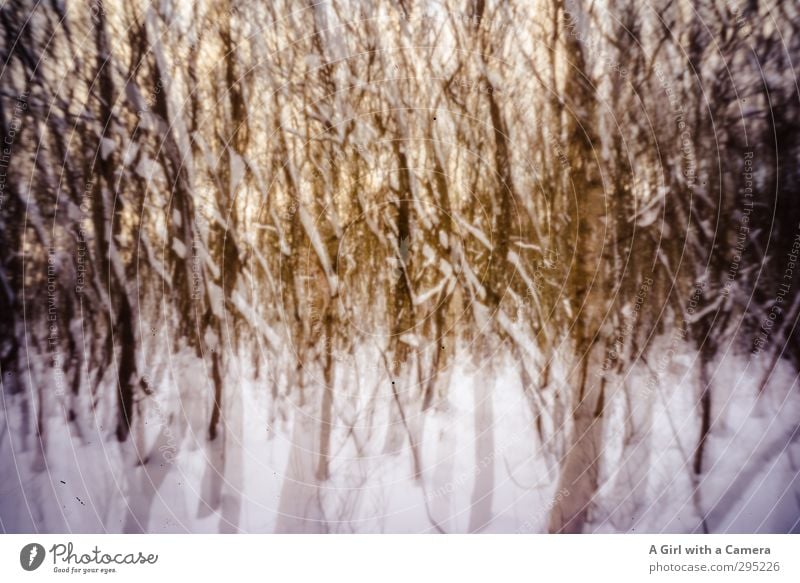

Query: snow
left=413, top=279, right=447, bottom=306
left=99, top=137, right=116, bottom=161
left=454, top=212, right=492, bottom=251
left=2, top=332, right=799, bottom=533
left=298, top=206, right=338, bottom=295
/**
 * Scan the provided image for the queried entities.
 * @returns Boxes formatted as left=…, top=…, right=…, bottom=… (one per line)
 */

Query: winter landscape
left=1, top=0, right=799, bottom=533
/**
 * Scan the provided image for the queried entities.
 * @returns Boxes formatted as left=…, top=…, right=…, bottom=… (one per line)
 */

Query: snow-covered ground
left=2, top=338, right=798, bottom=533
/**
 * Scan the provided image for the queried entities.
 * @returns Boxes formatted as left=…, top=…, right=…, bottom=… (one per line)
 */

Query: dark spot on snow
left=76, top=497, right=85, bottom=506
left=60, top=480, right=66, bottom=484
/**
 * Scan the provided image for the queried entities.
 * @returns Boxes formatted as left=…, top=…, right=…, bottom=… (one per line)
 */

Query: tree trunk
left=468, top=368, right=495, bottom=532
left=275, top=392, right=326, bottom=533
left=548, top=355, right=605, bottom=533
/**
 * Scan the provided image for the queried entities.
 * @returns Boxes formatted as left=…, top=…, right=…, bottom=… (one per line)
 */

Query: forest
left=1, top=0, right=799, bottom=533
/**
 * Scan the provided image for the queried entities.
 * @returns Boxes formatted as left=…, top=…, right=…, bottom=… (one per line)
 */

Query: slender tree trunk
left=612, top=379, right=655, bottom=530
left=123, top=424, right=182, bottom=533
left=275, top=374, right=326, bottom=533
left=548, top=354, right=605, bottom=533
left=547, top=0, right=607, bottom=532
left=431, top=423, right=457, bottom=531
left=468, top=367, right=495, bottom=532
left=317, top=315, right=335, bottom=481
left=219, top=377, right=244, bottom=533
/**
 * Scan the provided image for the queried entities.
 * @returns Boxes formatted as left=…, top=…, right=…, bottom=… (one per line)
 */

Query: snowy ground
left=1, top=339, right=799, bottom=533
